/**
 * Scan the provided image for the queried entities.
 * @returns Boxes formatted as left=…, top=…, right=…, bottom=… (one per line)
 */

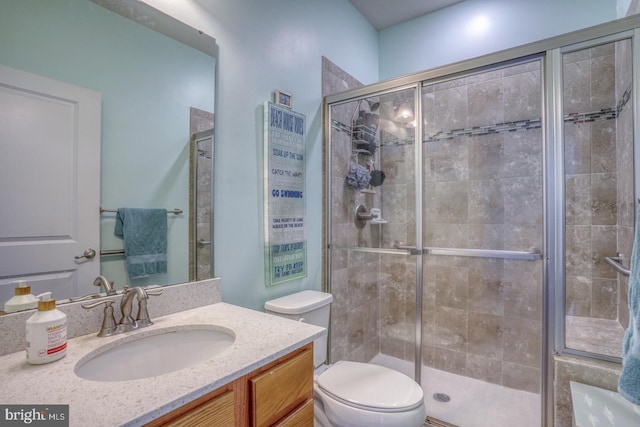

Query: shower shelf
left=351, top=124, right=378, bottom=156
left=350, top=98, right=380, bottom=157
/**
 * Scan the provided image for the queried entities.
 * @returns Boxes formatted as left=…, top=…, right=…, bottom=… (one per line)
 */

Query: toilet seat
left=317, top=361, right=424, bottom=412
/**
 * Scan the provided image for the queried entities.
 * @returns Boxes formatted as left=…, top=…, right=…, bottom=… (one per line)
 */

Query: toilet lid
left=317, top=361, right=424, bottom=412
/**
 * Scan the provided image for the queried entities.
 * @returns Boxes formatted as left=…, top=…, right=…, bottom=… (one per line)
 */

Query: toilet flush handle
left=298, top=317, right=305, bottom=322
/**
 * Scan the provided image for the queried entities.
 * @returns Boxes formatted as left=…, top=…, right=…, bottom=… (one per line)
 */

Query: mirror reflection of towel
left=114, top=208, right=167, bottom=279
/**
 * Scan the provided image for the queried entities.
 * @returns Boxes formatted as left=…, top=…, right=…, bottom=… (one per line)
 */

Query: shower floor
left=371, top=353, right=541, bottom=427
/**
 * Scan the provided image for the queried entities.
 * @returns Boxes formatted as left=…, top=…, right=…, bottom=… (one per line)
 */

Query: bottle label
left=46, top=323, right=67, bottom=356
left=26, top=319, right=67, bottom=362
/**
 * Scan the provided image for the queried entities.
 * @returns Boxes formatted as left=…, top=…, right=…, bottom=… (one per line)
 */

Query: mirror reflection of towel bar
left=100, top=249, right=125, bottom=256
left=604, top=254, right=630, bottom=276
left=100, top=207, right=183, bottom=215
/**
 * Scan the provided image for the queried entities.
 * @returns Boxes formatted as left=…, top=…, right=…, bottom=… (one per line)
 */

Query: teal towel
left=114, top=208, right=168, bottom=279
left=619, top=205, right=640, bottom=405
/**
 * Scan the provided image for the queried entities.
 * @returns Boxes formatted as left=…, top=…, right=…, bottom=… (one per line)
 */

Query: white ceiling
left=349, top=0, right=465, bottom=30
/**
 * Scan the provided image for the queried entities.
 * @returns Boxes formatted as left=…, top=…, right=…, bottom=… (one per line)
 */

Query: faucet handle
left=81, top=299, right=118, bottom=337
left=69, top=293, right=102, bottom=302
left=135, top=286, right=162, bottom=327
left=136, top=299, right=153, bottom=327
left=143, top=285, right=163, bottom=297
left=81, top=298, right=115, bottom=309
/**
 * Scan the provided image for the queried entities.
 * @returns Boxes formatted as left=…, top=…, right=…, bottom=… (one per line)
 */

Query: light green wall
left=209, top=0, right=379, bottom=310
left=144, top=0, right=381, bottom=310
left=379, top=0, right=619, bottom=79
left=0, top=0, right=215, bottom=287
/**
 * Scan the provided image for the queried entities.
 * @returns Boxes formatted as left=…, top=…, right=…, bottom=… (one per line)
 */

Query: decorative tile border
left=329, top=84, right=632, bottom=146
left=423, top=118, right=542, bottom=142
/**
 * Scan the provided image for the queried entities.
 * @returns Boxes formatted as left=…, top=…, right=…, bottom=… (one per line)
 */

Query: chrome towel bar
left=98, top=207, right=182, bottom=256
left=100, top=249, right=125, bottom=256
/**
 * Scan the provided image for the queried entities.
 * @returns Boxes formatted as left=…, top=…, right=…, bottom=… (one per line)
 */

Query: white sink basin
left=75, top=325, right=235, bottom=382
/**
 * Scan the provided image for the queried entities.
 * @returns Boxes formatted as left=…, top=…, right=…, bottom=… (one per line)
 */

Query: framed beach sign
left=263, top=101, right=306, bottom=286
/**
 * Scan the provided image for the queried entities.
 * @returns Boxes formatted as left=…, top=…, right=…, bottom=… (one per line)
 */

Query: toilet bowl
left=265, top=290, right=426, bottom=427
left=314, top=360, right=425, bottom=427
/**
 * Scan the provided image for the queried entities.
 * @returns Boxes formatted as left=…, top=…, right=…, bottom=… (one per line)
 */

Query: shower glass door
left=327, top=86, right=421, bottom=379
left=420, top=59, right=544, bottom=427
left=561, top=37, right=634, bottom=360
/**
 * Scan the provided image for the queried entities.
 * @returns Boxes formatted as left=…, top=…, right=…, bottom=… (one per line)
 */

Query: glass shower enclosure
left=324, top=17, right=639, bottom=427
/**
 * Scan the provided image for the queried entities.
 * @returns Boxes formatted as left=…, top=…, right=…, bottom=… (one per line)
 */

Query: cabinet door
left=249, top=348, right=313, bottom=427
left=154, top=390, right=235, bottom=427
left=274, top=399, right=313, bottom=427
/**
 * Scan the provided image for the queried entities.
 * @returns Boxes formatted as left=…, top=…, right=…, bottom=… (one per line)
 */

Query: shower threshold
left=425, top=416, right=459, bottom=427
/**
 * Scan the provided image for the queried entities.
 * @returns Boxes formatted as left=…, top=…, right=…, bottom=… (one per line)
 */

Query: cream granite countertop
left=0, top=302, right=325, bottom=426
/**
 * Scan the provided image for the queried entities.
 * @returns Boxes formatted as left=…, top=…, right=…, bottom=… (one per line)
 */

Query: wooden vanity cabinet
left=146, top=343, right=313, bottom=427
left=145, top=384, right=239, bottom=427
left=248, top=344, right=313, bottom=426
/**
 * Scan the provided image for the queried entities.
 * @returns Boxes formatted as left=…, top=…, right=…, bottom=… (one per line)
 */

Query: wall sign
left=264, top=101, right=306, bottom=286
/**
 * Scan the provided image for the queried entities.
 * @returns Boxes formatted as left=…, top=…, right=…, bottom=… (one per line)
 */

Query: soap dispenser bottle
left=26, top=292, right=67, bottom=364
left=3, top=280, right=39, bottom=313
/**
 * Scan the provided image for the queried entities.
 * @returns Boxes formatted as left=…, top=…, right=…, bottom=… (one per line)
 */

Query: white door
left=0, top=64, right=101, bottom=304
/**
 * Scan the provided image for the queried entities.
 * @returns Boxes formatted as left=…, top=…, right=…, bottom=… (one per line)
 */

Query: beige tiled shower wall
left=322, top=57, right=384, bottom=363
left=417, top=61, right=544, bottom=393
left=189, top=107, right=214, bottom=280
left=564, top=41, right=634, bottom=326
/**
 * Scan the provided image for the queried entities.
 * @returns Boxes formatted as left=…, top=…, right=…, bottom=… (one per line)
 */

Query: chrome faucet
left=69, top=275, right=118, bottom=302
left=82, top=285, right=163, bottom=337
left=93, top=275, right=117, bottom=295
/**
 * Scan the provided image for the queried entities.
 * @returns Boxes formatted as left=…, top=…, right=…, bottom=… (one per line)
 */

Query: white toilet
left=265, top=290, right=426, bottom=427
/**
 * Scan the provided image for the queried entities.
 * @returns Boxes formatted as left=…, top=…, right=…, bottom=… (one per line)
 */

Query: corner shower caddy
left=349, top=99, right=380, bottom=194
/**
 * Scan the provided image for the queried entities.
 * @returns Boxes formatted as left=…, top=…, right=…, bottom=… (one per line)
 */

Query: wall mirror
left=0, top=0, right=216, bottom=311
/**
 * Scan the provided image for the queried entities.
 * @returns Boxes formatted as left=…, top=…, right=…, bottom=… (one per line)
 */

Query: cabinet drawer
left=161, top=390, right=235, bottom=427
left=250, top=348, right=313, bottom=427
left=274, top=399, right=314, bottom=427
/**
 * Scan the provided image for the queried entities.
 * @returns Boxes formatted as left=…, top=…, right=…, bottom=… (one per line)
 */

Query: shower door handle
left=394, top=243, right=416, bottom=250
left=425, top=247, right=542, bottom=261
left=392, top=245, right=543, bottom=260
left=393, top=243, right=422, bottom=255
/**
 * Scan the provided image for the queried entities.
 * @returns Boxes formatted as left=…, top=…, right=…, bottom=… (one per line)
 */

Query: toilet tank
left=264, top=290, right=333, bottom=367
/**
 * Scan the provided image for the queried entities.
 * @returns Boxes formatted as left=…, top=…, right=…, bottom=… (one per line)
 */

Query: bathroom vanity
left=0, top=286, right=324, bottom=427
left=148, top=343, right=313, bottom=426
